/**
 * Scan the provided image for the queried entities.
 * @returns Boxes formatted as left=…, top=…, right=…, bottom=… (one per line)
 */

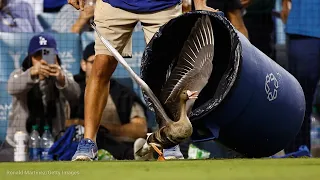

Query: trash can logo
left=265, top=73, right=279, bottom=101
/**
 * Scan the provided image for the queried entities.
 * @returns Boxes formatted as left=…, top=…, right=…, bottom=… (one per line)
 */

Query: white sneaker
left=163, top=145, right=184, bottom=159
left=134, top=138, right=154, bottom=161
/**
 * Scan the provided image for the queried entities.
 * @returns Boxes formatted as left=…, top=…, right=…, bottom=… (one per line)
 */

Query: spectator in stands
left=68, top=0, right=218, bottom=161
left=2, top=33, right=80, bottom=161
left=0, top=0, right=43, bottom=32
left=67, top=42, right=149, bottom=160
left=281, top=0, right=320, bottom=154
left=192, top=0, right=249, bottom=38
left=243, top=0, right=276, bottom=59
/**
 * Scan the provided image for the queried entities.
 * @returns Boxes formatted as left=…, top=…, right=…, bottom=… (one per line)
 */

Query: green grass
left=1, top=159, right=320, bottom=180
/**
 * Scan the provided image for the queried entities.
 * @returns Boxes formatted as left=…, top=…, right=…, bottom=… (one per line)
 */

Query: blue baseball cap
left=28, top=33, right=58, bottom=55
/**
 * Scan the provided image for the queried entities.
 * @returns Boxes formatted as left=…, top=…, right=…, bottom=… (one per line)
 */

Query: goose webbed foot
left=150, top=143, right=165, bottom=161
left=135, top=133, right=164, bottom=160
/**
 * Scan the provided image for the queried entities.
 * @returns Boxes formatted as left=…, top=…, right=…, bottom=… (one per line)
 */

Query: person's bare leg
left=84, top=54, right=118, bottom=141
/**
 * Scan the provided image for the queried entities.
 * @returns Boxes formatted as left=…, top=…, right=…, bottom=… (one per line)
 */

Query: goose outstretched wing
left=160, top=15, right=214, bottom=119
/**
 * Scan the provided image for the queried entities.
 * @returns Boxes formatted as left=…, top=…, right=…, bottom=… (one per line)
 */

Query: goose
left=91, top=14, right=214, bottom=159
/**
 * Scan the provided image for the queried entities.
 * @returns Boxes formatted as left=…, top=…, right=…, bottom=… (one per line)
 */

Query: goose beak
left=187, top=90, right=198, bottom=99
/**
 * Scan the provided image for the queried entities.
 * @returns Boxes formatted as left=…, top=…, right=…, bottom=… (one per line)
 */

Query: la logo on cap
left=39, top=36, right=47, bottom=46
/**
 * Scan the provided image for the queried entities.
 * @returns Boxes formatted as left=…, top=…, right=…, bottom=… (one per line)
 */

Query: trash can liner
left=141, top=11, right=241, bottom=121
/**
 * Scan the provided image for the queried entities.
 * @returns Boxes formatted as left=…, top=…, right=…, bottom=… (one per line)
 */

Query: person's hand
left=49, top=64, right=66, bottom=87
left=79, top=5, right=94, bottom=21
left=30, top=60, right=51, bottom=80
left=71, top=4, right=94, bottom=33
left=68, top=0, right=85, bottom=10
left=182, top=0, right=192, bottom=13
left=240, top=0, right=251, bottom=8
left=195, top=5, right=219, bottom=13
left=281, top=3, right=290, bottom=24
left=193, top=0, right=219, bottom=12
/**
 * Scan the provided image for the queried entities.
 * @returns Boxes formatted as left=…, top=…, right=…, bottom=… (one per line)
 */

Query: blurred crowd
left=0, top=0, right=319, bottom=161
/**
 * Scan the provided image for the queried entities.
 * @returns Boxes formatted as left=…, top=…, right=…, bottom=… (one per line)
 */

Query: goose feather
left=160, top=15, right=214, bottom=120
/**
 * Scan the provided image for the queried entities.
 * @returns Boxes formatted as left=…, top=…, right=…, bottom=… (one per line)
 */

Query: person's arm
left=57, top=72, right=81, bottom=102
left=7, top=69, right=39, bottom=96
left=240, top=0, right=251, bottom=8
left=193, top=0, right=219, bottom=12
left=102, top=118, right=147, bottom=139
left=71, top=5, right=94, bottom=33
left=49, top=64, right=81, bottom=102
left=281, top=0, right=291, bottom=24
left=51, top=4, right=81, bottom=33
left=183, top=0, right=192, bottom=13
left=102, top=102, right=148, bottom=139
left=8, top=59, right=53, bottom=95
left=71, top=18, right=89, bottom=33
left=65, top=118, right=84, bottom=127
left=227, top=9, right=249, bottom=38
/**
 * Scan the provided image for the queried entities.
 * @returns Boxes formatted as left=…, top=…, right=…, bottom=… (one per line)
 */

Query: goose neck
left=179, top=99, right=187, bottom=121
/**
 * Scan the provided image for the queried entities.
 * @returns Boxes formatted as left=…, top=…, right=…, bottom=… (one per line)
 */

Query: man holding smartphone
left=27, top=36, right=66, bottom=85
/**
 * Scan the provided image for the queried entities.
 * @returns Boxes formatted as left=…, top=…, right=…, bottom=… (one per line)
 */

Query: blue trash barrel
left=140, top=11, right=305, bottom=158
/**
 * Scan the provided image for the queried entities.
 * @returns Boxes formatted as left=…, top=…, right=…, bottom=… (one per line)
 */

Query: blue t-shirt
left=44, top=0, right=67, bottom=8
left=103, top=0, right=181, bottom=13
left=286, top=0, right=320, bottom=38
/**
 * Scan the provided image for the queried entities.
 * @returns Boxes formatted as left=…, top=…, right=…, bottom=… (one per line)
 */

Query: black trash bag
left=141, top=10, right=241, bottom=125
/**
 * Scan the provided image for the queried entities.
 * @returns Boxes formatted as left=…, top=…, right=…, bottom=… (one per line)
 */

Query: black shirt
left=71, top=74, right=147, bottom=125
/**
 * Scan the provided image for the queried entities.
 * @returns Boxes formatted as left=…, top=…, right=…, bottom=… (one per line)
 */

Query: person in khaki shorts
left=68, top=0, right=218, bottom=161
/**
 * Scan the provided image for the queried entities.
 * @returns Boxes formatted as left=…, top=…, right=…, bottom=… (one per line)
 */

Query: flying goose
left=91, top=15, right=214, bottom=159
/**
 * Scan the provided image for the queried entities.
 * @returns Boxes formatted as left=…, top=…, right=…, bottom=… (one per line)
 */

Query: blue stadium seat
left=0, top=81, right=11, bottom=143
left=0, top=32, right=32, bottom=142
left=81, top=31, right=95, bottom=52
left=51, top=33, right=82, bottom=75
left=37, top=13, right=59, bottom=31
left=0, top=32, right=81, bottom=75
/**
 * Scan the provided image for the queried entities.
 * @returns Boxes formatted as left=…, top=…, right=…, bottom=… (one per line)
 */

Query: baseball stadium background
left=0, top=0, right=319, bottom=179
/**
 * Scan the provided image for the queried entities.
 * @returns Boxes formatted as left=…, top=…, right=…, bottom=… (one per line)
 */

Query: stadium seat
left=0, top=32, right=32, bottom=142
left=81, top=31, right=95, bottom=52
left=37, top=13, right=59, bottom=31
left=51, top=33, right=82, bottom=75
left=0, top=32, right=82, bottom=75
left=0, top=81, right=11, bottom=143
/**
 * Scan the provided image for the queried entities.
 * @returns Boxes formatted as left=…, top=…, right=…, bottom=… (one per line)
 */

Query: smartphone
left=42, top=48, right=56, bottom=64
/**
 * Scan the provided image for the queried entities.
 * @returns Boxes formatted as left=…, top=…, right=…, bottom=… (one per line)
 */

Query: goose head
left=178, top=90, right=199, bottom=120
left=180, top=90, right=199, bottom=102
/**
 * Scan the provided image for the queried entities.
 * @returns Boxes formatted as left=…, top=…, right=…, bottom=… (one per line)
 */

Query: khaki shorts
left=94, top=0, right=182, bottom=56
